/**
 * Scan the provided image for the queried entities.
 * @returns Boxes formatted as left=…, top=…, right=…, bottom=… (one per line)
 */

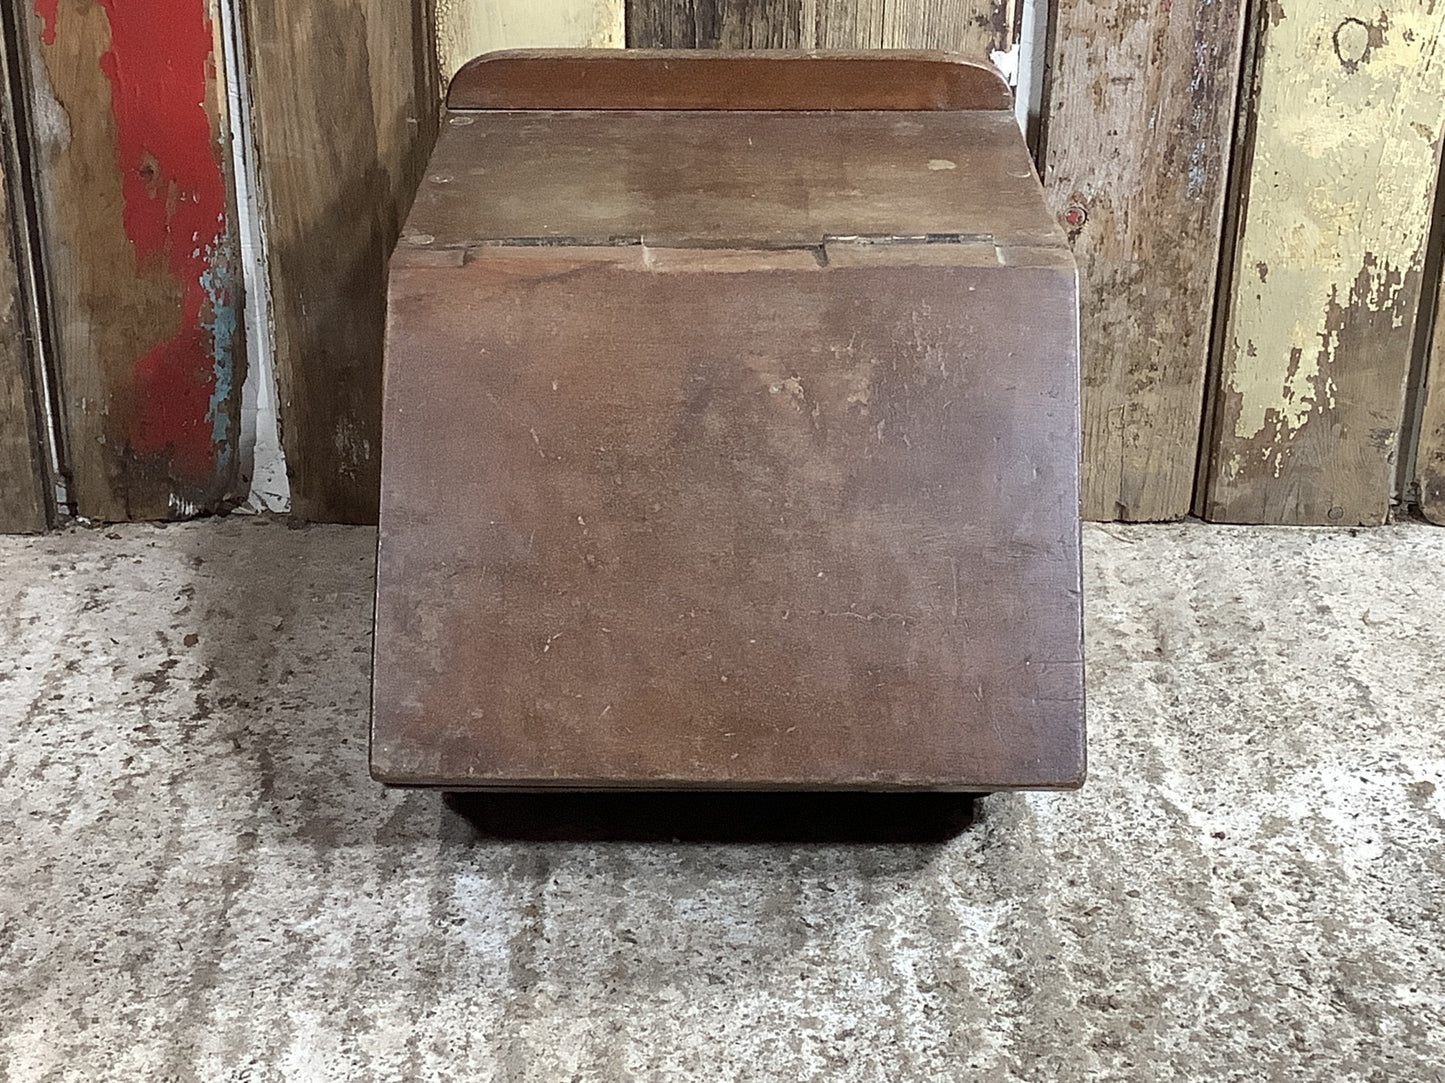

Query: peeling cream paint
left=434, top=0, right=623, bottom=83
left=1224, top=1, right=1445, bottom=444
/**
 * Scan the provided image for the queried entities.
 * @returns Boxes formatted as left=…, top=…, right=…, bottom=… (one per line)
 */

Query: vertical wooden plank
left=1040, top=0, right=1249, bottom=521
left=22, top=0, right=245, bottom=520
left=811, top=0, right=885, bottom=49
left=1197, top=0, right=1445, bottom=526
left=0, top=119, right=49, bottom=533
left=1413, top=269, right=1445, bottom=522
left=437, top=0, right=624, bottom=82
left=626, top=0, right=1014, bottom=57
left=874, top=0, right=1017, bottom=56
left=243, top=0, right=440, bottom=523
left=626, top=0, right=804, bottom=48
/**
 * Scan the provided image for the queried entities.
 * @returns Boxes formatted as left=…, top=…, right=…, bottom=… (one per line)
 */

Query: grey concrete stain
left=0, top=519, right=1441, bottom=1080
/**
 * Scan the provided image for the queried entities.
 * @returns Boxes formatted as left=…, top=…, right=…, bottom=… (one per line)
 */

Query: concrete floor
left=0, top=518, right=1441, bottom=1081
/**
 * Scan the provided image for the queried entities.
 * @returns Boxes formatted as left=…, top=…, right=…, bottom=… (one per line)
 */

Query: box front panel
left=375, top=248, right=1082, bottom=788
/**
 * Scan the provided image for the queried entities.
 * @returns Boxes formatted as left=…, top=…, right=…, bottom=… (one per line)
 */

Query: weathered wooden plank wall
left=0, top=114, right=50, bottom=533
left=20, top=0, right=245, bottom=521
left=1196, top=0, right=1445, bottom=525
left=1413, top=268, right=1445, bottom=523
left=243, top=0, right=440, bottom=523
left=626, top=0, right=1016, bottom=58
left=1040, top=0, right=1249, bottom=521
left=9, top=0, right=1445, bottom=526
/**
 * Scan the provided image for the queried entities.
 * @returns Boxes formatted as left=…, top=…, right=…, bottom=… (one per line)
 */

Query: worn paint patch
left=200, top=248, right=237, bottom=472
left=88, top=0, right=237, bottom=480
left=1208, top=0, right=1445, bottom=523
left=1215, top=256, right=1418, bottom=499
left=33, top=0, right=59, bottom=44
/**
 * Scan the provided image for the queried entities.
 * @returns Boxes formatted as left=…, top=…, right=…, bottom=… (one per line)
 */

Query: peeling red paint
left=33, top=0, right=59, bottom=46
left=96, top=0, right=232, bottom=479
left=34, top=0, right=235, bottom=482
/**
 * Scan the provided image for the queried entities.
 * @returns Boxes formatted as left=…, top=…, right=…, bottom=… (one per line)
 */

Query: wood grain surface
left=0, top=115, right=49, bottom=533
left=448, top=49, right=1012, bottom=110
left=243, top=0, right=440, bottom=522
left=377, top=57, right=1081, bottom=788
left=375, top=246, right=1083, bottom=789
left=1413, top=270, right=1445, bottom=523
left=405, top=109, right=1054, bottom=251
left=1041, top=0, right=1249, bottom=521
left=20, top=0, right=245, bottom=521
left=1197, top=0, right=1445, bottom=525
left=625, top=0, right=1017, bottom=59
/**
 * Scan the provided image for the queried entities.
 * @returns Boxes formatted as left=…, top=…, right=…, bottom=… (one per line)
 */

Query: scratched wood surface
left=20, top=0, right=245, bottom=521
left=409, top=109, right=1050, bottom=250
left=1196, top=0, right=1445, bottom=525
left=1414, top=272, right=1445, bottom=523
left=0, top=123, right=49, bottom=533
left=243, top=0, right=440, bottom=522
left=377, top=248, right=1084, bottom=790
left=376, top=53, right=1082, bottom=788
left=625, top=0, right=1017, bottom=59
left=1040, top=0, right=1248, bottom=521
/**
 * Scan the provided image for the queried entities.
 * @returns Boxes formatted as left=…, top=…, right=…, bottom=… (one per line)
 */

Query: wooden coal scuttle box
left=372, top=50, right=1085, bottom=791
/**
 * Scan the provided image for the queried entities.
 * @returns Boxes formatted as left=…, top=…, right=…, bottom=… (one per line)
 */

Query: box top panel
left=399, top=109, right=1066, bottom=254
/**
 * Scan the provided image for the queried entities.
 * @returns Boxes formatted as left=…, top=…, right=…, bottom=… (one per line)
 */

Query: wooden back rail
left=446, top=49, right=1014, bottom=112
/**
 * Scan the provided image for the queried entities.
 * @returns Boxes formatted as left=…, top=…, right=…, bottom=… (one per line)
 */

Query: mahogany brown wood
left=446, top=49, right=1013, bottom=111
left=407, top=109, right=1053, bottom=249
left=375, top=51, right=1083, bottom=791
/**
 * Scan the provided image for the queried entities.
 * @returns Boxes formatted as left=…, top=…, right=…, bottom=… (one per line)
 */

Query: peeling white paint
left=1224, top=2, right=1445, bottom=443
left=218, top=0, right=291, bottom=514
left=989, top=43, right=1019, bottom=84
left=1013, top=0, right=1047, bottom=140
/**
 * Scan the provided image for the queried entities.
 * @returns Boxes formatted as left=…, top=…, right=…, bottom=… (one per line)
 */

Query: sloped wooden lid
left=399, top=109, right=1060, bottom=255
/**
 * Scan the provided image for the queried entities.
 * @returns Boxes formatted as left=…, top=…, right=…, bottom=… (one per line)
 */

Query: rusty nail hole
left=1063, top=204, right=1087, bottom=229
